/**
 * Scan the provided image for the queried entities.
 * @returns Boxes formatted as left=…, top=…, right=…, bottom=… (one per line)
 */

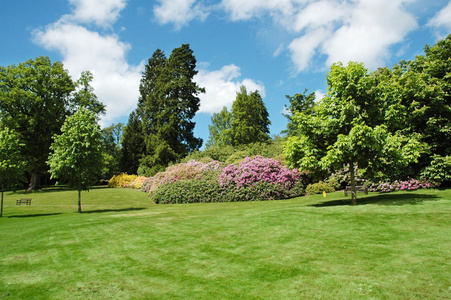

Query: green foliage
left=47, top=108, right=103, bottom=212
left=0, top=56, right=75, bottom=190
left=420, top=155, right=451, bottom=186
left=284, top=62, right=424, bottom=204
left=374, top=35, right=451, bottom=174
left=283, top=89, right=316, bottom=136
left=230, top=86, right=271, bottom=145
left=151, top=178, right=304, bottom=204
left=101, top=123, right=123, bottom=179
left=0, top=127, right=26, bottom=217
left=206, top=106, right=233, bottom=148
left=305, top=181, right=335, bottom=195
left=120, top=111, right=145, bottom=175
left=71, top=71, right=105, bottom=117
left=183, top=138, right=286, bottom=164
left=205, top=86, right=271, bottom=148
left=138, top=44, right=204, bottom=175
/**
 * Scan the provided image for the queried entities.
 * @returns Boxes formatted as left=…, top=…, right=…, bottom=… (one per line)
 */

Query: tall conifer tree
left=138, top=44, right=204, bottom=176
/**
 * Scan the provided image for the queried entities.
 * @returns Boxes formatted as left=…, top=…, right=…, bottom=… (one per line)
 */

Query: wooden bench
left=344, top=186, right=368, bottom=196
left=16, top=198, right=32, bottom=205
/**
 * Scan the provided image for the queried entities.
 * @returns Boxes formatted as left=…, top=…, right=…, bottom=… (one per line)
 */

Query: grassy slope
left=0, top=187, right=450, bottom=299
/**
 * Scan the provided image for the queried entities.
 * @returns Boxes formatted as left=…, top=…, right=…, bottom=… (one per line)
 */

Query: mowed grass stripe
left=1, top=187, right=450, bottom=299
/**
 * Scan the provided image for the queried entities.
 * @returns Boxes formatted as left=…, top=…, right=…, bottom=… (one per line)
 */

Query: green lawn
left=1, top=187, right=450, bottom=299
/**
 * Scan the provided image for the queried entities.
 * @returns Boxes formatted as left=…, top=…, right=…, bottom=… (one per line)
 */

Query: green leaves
left=48, top=108, right=103, bottom=192
left=136, top=44, right=204, bottom=175
left=0, top=127, right=26, bottom=188
left=229, top=86, right=270, bottom=146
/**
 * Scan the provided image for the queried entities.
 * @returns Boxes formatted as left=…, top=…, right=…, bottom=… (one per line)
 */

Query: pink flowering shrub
left=218, top=156, right=301, bottom=189
left=141, top=160, right=223, bottom=193
left=149, top=156, right=304, bottom=204
left=369, top=178, right=438, bottom=193
left=130, top=176, right=147, bottom=189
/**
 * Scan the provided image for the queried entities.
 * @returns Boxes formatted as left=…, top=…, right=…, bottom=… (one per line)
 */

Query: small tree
left=0, top=127, right=25, bottom=217
left=48, top=108, right=103, bottom=213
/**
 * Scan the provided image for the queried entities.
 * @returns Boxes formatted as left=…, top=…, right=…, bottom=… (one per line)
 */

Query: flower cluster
left=108, top=173, right=138, bottom=188
left=108, top=173, right=147, bottom=189
left=141, top=160, right=223, bottom=193
left=218, top=156, right=300, bottom=190
left=147, top=156, right=304, bottom=204
left=369, top=178, right=438, bottom=193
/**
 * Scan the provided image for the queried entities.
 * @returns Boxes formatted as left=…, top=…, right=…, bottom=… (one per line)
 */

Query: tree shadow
left=8, top=185, right=111, bottom=195
left=8, top=213, right=62, bottom=218
left=310, top=193, right=440, bottom=207
left=81, top=207, right=147, bottom=214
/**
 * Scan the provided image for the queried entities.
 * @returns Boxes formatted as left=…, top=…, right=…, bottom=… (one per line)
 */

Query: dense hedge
left=151, top=179, right=304, bottom=204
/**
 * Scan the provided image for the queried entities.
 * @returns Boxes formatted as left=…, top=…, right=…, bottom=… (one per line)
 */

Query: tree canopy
left=48, top=108, right=103, bottom=213
left=0, top=57, right=104, bottom=190
left=284, top=62, right=424, bottom=204
left=206, top=106, right=233, bottom=149
left=206, top=86, right=271, bottom=148
left=0, top=127, right=26, bottom=217
left=230, top=86, right=271, bottom=146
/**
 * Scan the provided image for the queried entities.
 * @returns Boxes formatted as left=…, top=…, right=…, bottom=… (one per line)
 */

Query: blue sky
left=1, top=0, right=450, bottom=147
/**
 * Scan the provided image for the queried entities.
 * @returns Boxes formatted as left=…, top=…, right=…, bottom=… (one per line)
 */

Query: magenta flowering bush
left=141, top=160, right=223, bottom=193
left=218, top=156, right=301, bottom=189
left=369, top=178, right=438, bottom=193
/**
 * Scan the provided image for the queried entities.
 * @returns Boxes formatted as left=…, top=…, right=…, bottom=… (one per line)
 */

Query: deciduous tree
left=0, top=56, right=75, bottom=190
left=206, top=106, right=233, bottom=148
left=0, top=127, right=26, bottom=217
left=48, top=108, right=103, bottom=213
left=284, top=62, right=423, bottom=205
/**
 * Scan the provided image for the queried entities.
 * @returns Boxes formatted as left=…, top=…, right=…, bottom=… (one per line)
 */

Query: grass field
left=1, top=187, right=450, bottom=299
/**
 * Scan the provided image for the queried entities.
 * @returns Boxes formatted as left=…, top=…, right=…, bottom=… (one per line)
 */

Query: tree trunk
left=350, top=160, right=357, bottom=205
left=78, top=188, right=82, bottom=213
left=27, top=172, right=40, bottom=192
left=1, top=185, right=4, bottom=217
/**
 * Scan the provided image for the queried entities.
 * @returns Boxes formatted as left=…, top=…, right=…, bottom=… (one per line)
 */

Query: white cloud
left=286, top=0, right=418, bottom=71
left=33, top=0, right=144, bottom=127
left=221, top=0, right=295, bottom=22
left=322, top=0, right=417, bottom=69
left=65, top=0, right=128, bottom=28
left=428, top=1, right=451, bottom=33
left=154, top=0, right=209, bottom=30
left=273, top=44, right=284, bottom=57
left=292, top=0, right=349, bottom=32
left=288, top=27, right=331, bottom=72
left=314, top=90, right=325, bottom=102
left=34, top=22, right=143, bottom=126
left=195, top=64, right=265, bottom=114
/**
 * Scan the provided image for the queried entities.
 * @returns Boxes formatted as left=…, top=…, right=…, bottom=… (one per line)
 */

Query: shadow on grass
left=8, top=185, right=110, bottom=195
left=82, top=207, right=147, bottom=214
left=311, top=192, right=440, bottom=207
left=8, top=213, right=62, bottom=218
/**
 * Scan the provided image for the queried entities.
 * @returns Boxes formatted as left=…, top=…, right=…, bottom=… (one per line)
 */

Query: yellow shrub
left=108, top=173, right=138, bottom=188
